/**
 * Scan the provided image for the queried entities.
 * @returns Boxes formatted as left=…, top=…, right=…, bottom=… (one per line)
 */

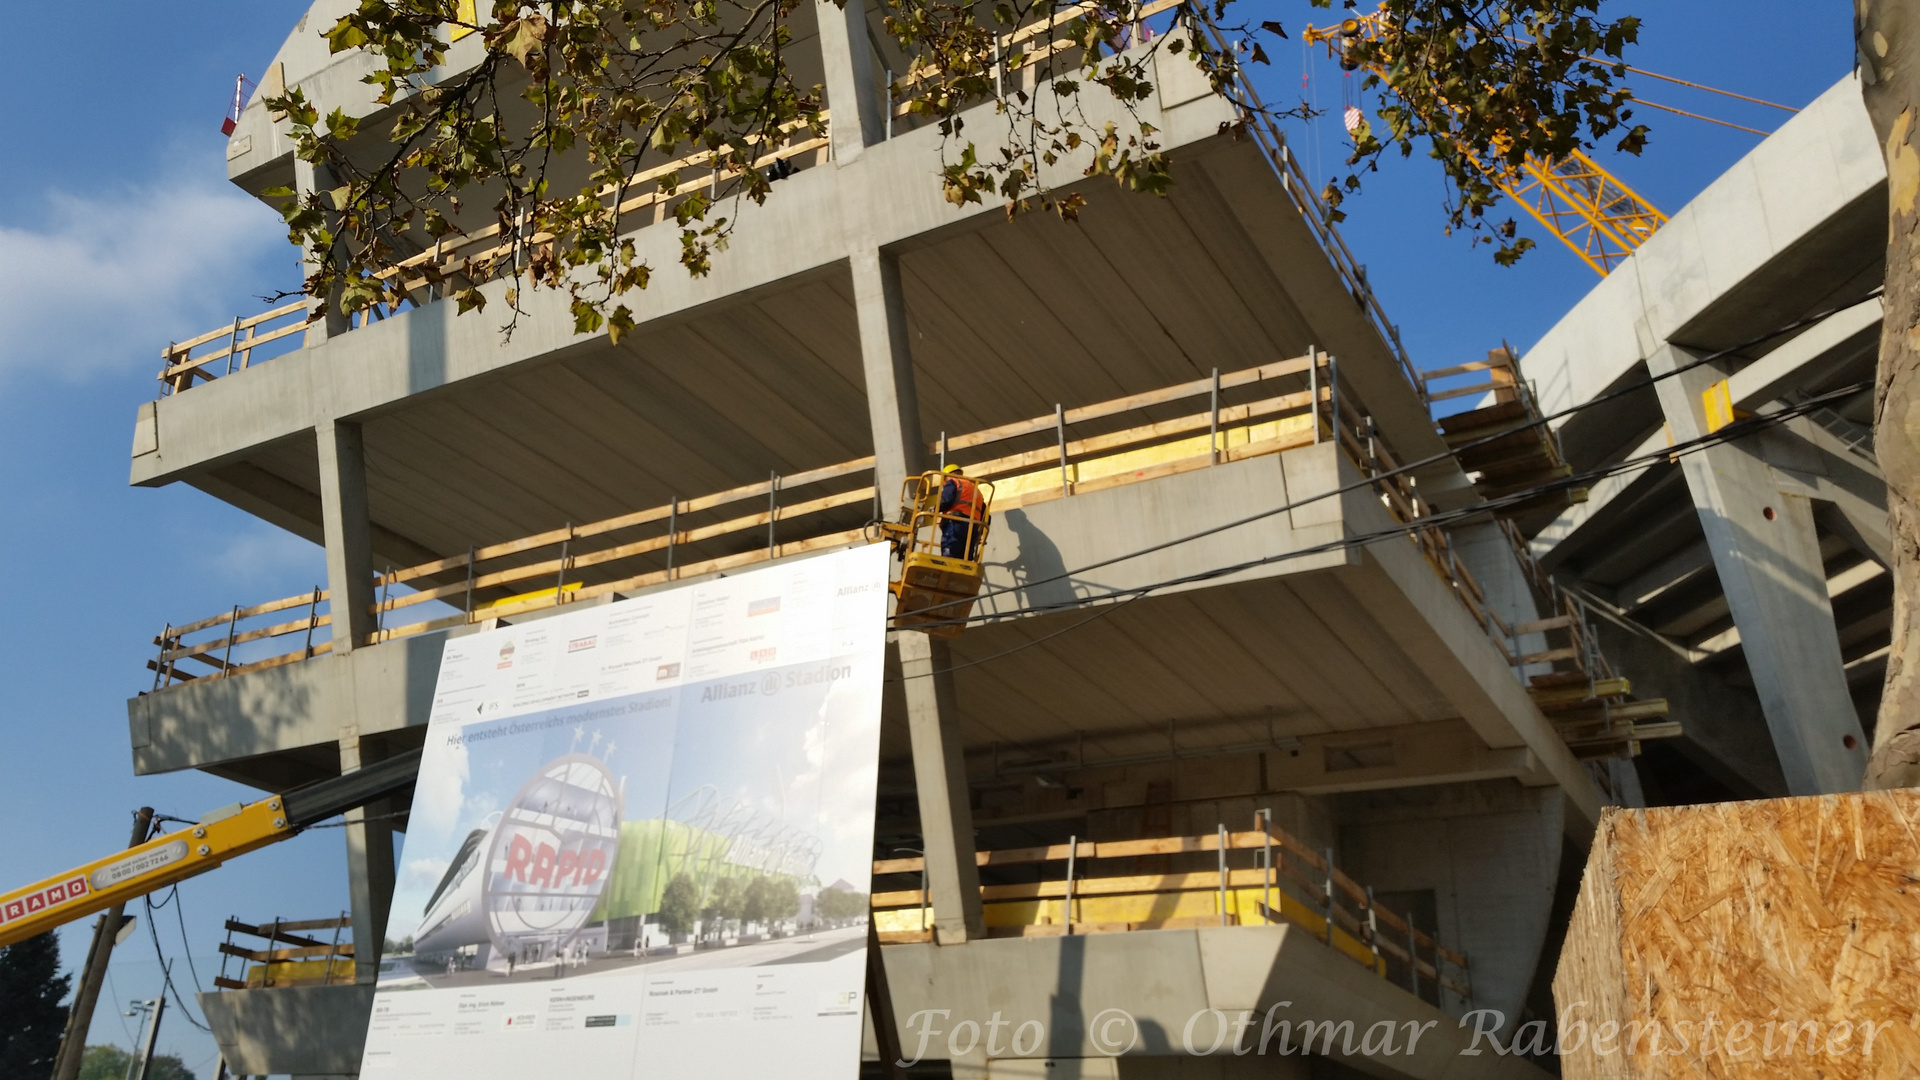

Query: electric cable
left=886, top=376, right=1872, bottom=679
left=104, top=967, right=139, bottom=1047
left=166, top=886, right=209, bottom=996
left=1628, top=96, right=1770, bottom=136
left=143, top=894, right=212, bottom=1032
left=891, top=287, right=1883, bottom=628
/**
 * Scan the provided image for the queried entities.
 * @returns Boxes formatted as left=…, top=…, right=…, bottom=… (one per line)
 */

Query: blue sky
left=0, top=2, right=1856, bottom=1074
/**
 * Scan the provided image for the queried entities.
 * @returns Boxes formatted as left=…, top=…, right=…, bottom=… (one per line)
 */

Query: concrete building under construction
left=117, top=1, right=1888, bottom=1076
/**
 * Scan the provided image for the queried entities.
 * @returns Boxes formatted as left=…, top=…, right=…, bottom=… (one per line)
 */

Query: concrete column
left=814, top=0, right=885, bottom=160
left=340, top=730, right=395, bottom=985
left=293, top=158, right=350, bottom=344
left=317, top=418, right=377, bottom=651
left=852, top=248, right=926, bottom=500
left=1649, top=343, right=1868, bottom=793
left=896, top=631, right=985, bottom=943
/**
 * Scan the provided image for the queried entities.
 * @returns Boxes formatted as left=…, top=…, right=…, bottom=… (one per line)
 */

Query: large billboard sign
left=361, top=543, right=889, bottom=1079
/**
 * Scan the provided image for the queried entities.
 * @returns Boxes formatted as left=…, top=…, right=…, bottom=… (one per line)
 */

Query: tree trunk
left=1860, top=0, right=1920, bottom=789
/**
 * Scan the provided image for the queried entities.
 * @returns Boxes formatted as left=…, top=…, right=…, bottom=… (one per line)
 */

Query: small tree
left=770, top=877, right=800, bottom=923
left=0, top=931, right=70, bottom=1078
left=815, top=886, right=868, bottom=922
left=701, top=874, right=744, bottom=939
left=741, top=875, right=775, bottom=927
left=656, top=872, right=700, bottom=939
left=79, top=1046, right=198, bottom=1080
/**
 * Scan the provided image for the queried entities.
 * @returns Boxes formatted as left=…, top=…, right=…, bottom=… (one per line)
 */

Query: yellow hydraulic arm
left=0, top=748, right=421, bottom=948
left=1303, top=9, right=1666, bottom=275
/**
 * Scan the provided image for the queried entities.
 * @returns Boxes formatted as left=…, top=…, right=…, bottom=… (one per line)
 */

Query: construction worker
left=938, top=465, right=985, bottom=560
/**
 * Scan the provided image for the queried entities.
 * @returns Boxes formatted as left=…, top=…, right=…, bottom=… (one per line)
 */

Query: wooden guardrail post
left=1407, top=916, right=1420, bottom=996
left=1365, top=885, right=1380, bottom=971
left=1321, top=847, right=1336, bottom=943
left=1055, top=404, right=1069, bottom=495
left=1258, top=809, right=1273, bottom=920
left=220, top=605, right=241, bottom=675
left=151, top=624, right=173, bottom=691
left=1209, top=367, right=1221, bottom=463
left=1064, top=834, right=1077, bottom=934
left=303, top=588, right=320, bottom=658
left=1216, top=824, right=1229, bottom=926
left=1308, top=349, right=1320, bottom=443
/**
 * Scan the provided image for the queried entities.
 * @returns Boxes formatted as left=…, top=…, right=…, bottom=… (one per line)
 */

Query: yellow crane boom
left=0, top=748, right=421, bottom=948
left=1303, top=10, right=1667, bottom=275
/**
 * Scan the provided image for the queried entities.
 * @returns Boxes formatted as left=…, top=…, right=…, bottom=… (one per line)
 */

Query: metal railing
left=870, top=813, right=1472, bottom=1002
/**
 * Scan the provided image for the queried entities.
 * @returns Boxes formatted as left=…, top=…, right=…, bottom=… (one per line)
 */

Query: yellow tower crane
left=1303, top=9, right=1667, bottom=276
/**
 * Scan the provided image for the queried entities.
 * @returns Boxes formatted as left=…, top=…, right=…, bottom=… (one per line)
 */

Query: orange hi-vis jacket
left=942, top=476, right=984, bottom=524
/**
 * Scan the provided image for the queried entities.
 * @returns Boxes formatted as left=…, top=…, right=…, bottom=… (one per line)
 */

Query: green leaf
left=325, top=18, right=369, bottom=53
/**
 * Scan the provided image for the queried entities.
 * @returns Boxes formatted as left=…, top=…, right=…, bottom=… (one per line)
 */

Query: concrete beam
left=874, top=926, right=1552, bottom=1078
left=200, top=984, right=377, bottom=1078
left=815, top=0, right=883, bottom=160
left=128, top=629, right=447, bottom=775
left=1729, top=297, right=1882, bottom=410
left=1768, top=416, right=1892, bottom=567
left=136, top=76, right=1240, bottom=490
left=1649, top=343, right=1868, bottom=793
left=1525, top=75, right=1882, bottom=423
left=853, top=249, right=926, bottom=498
left=338, top=731, right=395, bottom=985
left=1529, top=428, right=1668, bottom=569
left=293, top=158, right=349, bottom=343
left=1587, top=616, right=1789, bottom=798
left=1265, top=720, right=1536, bottom=795
left=897, top=630, right=987, bottom=944
left=1333, top=478, right=1606, bottom=832
left=316, top=418, right=375, bottom=651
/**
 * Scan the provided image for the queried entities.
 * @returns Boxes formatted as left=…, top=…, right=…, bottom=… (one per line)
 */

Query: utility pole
left=53, top=807, right=154, bottom=1080
left=123, top=981, right=167, bottom=1080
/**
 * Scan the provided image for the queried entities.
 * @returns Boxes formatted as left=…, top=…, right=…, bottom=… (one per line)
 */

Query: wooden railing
left=156, top=118, right=832, bottom=397
left=886, top=0, right=1185, bottom=128
left=158, top=302, right=309, bottom=395
left=146, top=347, right=1667, bottom=773
left=870, top=815, right=1473, bottom=1002
left=149, top=352, right=1349, bottom=687
left=1310, top=356, right=1677, bottom=762
left=214, top=914, right=355, bottom=990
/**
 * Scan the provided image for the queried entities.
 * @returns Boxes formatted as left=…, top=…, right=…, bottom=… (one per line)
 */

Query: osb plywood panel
left=1555, top=792, right=1920, bottom=1079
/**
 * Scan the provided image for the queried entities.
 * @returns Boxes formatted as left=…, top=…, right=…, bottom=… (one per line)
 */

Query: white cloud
left=402, top=855, right=453, bottom=893
left=206, top=524, right=323, bottom=587
left=410, top=736, right=472, bottom=844
left=0, top=163, right=293, bottom=381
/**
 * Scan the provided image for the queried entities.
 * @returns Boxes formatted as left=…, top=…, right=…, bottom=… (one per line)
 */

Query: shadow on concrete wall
left=994, top=509, right=1079, bottom=615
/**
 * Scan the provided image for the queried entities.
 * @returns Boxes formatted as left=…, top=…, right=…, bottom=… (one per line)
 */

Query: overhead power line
left=1628, top=96, right=1771, bottom=136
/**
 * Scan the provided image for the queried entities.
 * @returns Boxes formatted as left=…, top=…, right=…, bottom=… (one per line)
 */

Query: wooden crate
left=1554, top=792, right=1920, bottom=1078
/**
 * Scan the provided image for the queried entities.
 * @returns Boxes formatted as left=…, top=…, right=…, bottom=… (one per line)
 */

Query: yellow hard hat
left=943, top=464, right=963, bottom=475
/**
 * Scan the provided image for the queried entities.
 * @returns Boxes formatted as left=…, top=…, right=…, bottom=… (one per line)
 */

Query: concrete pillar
left=1649, top=343, right=1868, bottom=793
left=896, top=631, right=985, bottom=943
left=339, top=730, right=395, bottom=985
left=814, top=0, right=885, bottom=160
left=317, top=418, right=376, bottom=651
left=293, top=158, right=350, bottom=344
left=852, top=248, right=926, bottom=500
